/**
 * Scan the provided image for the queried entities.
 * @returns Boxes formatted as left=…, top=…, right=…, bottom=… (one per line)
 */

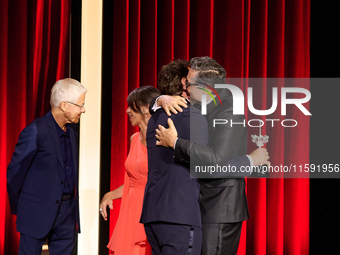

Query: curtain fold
left=0, top=0, right=71, bottom=253
left=0, top=1, right=9, bottom=252
left=109, top=1, right=310, bottom=254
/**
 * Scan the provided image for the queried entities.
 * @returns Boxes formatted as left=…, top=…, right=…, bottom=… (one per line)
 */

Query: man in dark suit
left=154, top=57, right=270, bottom=255
left=140, top=60, right=208, bottom=254
left=7, top=78, right=86, bottom=255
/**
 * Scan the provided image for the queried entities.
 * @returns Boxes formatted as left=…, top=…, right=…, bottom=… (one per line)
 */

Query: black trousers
left=18, top=197, right=76, bottom=255
left=144, top=222, right=202, bottom=255
left=201, top=222, right=243, bottom=255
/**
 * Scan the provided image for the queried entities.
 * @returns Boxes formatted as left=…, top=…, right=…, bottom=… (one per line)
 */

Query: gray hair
left=50, top=78, right=87, bottom=108
left=190, top=56, right=226, bottom=83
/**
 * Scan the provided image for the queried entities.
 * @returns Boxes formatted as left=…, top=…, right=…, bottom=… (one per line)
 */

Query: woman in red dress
left=100, top=86, right=160, bottom=255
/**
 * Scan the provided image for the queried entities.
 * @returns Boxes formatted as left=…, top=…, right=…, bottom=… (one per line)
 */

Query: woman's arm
left=99, top=185, right=124, bottom=221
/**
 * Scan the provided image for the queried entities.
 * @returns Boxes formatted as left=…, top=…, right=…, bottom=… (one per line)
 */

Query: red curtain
left=0, top=0, right=71, bottom=253
left=109, top=0, right=310, bottom=254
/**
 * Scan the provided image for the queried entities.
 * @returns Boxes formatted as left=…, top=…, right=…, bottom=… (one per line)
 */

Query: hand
left=99, top=191, right=114, bottom=221
left=157, top=95, right=188, bottom=116
left=249, top=148, right=270, bottom=166
left=156, top=118, right=178, bottom=148
left=99, top=185, right=123, bottom=220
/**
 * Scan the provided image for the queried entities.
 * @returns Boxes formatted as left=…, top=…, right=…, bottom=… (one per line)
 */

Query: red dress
left=107, top=132, right=151, bottom=255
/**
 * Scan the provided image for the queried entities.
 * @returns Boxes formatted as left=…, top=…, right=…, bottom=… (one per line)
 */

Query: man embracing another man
left=153, top=56, right=270, bottom=255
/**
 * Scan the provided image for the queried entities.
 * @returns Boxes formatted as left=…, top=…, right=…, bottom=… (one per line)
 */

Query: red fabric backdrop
left=0, top=0, right=71, bottom=253
left=0, top=0, right=310, bottom=254
left=109, top=0, right=310, bottom=254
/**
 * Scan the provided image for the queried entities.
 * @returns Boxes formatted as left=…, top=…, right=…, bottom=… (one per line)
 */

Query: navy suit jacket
left=141, top=105, right=208, bottom=228
left=7, top=111, right=80, bottom=239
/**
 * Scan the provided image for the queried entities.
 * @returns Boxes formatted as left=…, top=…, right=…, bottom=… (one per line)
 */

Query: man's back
left=141, top=105, right=204, bottom=227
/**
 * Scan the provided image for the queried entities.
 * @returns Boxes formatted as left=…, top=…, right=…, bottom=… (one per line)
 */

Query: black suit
left=7, top=111, right=80, bottom=254
left=141, top=105, right=208, bottom=254
left=174, top=90, right=249, bottom=255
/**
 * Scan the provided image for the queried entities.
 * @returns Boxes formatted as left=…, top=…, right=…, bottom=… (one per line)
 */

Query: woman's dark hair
left=157, top=59, right=190, bottom=95
left=127, top=86, right=160, bottom=113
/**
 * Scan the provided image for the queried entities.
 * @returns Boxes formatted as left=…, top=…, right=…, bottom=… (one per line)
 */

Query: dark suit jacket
left=141, top=105, right=208, bottom=228
left=7, top=111, right=80, bottom=239
left=175, top=90, right=250, bottom=223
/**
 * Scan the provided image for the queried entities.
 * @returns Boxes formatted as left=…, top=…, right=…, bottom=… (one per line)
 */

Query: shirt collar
left=51, top=114, right=68, bottom=138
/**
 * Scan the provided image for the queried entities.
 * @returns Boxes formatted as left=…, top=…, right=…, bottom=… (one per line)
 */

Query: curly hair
left=157, top=59, right=190, bottom=95
left=127, top=86, right=160, bottom=113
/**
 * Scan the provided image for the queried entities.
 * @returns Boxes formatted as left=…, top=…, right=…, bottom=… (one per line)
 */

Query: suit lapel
left=45, top=111, right=64, bottom=170
left=69, top=127, right=79, bottom=194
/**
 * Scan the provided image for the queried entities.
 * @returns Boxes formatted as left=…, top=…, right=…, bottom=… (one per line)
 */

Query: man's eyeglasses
left=185, top=79, right=205, bottom=88
left=66, top=101, right=85, bottom=110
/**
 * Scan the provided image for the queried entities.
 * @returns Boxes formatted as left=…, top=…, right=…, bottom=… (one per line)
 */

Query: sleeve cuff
left=246, top=155, right=254, bottom=167
left=151, top=95, right=164, bottom=112
left=173, top=138, right=178, bottom=149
